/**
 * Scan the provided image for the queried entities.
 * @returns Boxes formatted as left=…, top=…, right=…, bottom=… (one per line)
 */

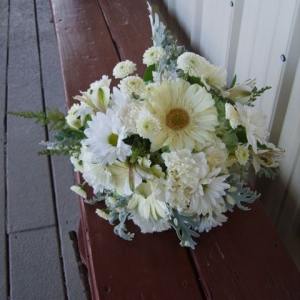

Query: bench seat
left=50, top=0, right=300, bottom=299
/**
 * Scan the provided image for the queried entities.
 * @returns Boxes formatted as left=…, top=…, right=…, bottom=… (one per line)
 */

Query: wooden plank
left=190, top=200, right=300, bottom=299
left=35, top=0, right=83, bottom=298
left=0, top=0, right=8, bottom=297
left=50, top=0, right=205, bottom=299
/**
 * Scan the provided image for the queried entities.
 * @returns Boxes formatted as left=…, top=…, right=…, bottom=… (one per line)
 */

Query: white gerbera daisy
left=235, top=103, right=269, bottom=153
left=143, top=46, right=166, bottom=66
left=84, top=108, right=132, bottom=166
left=118, top=76, right=145, bottom=96
left=146, top=79, right=218, bottom=151
left=113, top=60, right=137, bottom=79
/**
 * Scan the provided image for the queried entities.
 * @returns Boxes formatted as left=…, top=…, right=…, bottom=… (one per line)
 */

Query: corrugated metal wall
left=150, top=0, right=300, bottom=269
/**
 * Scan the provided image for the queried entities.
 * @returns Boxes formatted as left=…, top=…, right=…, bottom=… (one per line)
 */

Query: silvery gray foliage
left=147, top=2, right=185, bottom=73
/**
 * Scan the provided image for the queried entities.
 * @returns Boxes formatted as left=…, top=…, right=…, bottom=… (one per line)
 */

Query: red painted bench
left=50, top=0, right=300, bottom=299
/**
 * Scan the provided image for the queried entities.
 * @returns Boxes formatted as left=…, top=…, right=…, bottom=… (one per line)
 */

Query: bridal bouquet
left=12, top=4, right=283, bottom=248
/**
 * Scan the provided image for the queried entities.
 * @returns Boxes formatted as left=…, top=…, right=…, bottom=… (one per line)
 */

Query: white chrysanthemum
left=143, top=46, right=166, bottom=66
left=141, top=82, right=158, bottom=99
left=136, top=109, right=161, bottom=139
left=146, top=79, right=218, bottom=151
left=203, top=138, right=228, bottom=172
left=158, top=150, right=209, bottom=211
left=70, top=185, right=87, bottom=198
left=65, top=103, right=85, bottom=129
left=235, top=144, right=250, bottom=165
left=152, top=70, right=178, bottom=83
left=235, top=103, right=269, bottom=153
left=107, top=160, right=143, bottom=196
left=225, top=103, right=240, bottom=129
left=113, top=60, right=137, bottom=79
left=111, top=87, right=144, bottom=134
left=80, top=141, right=113, bottom=193
left=177, top=52, right=207, bottom=77
left=188, top=168, right=230, bottom=216
left=84, top=108, right=132, bottom=166
left=118, top=76, right=145, bottom=96
left=128, top=182, right=169, bottom=221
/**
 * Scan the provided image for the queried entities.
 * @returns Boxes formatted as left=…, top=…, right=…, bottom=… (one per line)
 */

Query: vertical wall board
left=197, top=0, right=233, bottom=67
left=234, top=0, right=298, bottom=130
left=190, top=0, right=203, bottom=51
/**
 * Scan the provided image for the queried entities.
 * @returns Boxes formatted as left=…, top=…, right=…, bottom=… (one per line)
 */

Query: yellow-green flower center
left=166, top=108, right=190, bottom=130
left=108, top=133, right=118, bottom=146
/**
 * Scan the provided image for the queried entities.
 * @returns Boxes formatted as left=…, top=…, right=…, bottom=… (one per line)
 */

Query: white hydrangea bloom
left=84, top=108, right=132, bottom=166
left=118, top=76, right=145, bottom=96
left=143, top=46, right=166, bottom=66
left=113, top=60, right=137, bottom=79
left=235, top=103, right=269, bottom=153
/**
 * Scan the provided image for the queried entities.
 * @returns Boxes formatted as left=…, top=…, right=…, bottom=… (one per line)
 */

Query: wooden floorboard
left=0, top=0, right=9, bottom=297
left=3, top=0, right=83, bottom=299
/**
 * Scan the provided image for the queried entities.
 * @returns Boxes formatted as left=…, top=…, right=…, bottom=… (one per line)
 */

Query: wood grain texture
left=190, top=200, right=300, bottom=299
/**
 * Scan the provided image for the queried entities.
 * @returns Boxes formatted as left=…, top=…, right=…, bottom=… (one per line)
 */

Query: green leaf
left=229, top=75, right=237, bottom=88
left=143, top=64, right=156, bottom=82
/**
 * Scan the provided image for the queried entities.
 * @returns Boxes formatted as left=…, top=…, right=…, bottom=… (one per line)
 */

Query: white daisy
left=84, top=108, right=132, bottom=166
left=80, top=141, right=113, bottom=193
left=143, top=46, right=166, bottom=66
left=235, top=103, right=269, bottom=153
left=146, top=79, right=218, bottom=151
left=113, top=60, right=137, bottom=79
left=196, top=208, right=228, bottom=233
